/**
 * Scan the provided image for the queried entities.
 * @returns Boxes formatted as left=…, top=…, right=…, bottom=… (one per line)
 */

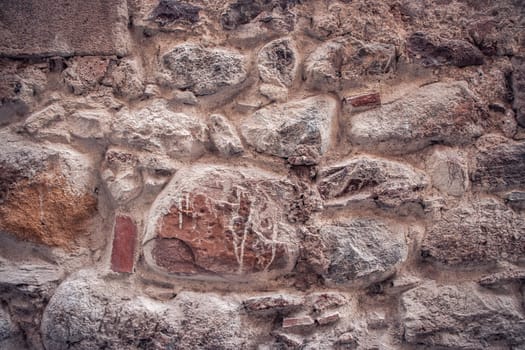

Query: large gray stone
left=258, top=38, right=298, bottom=87
left=110, top=100, right=208, bottom=159
left=0, top=0, right=130, bottom=57
left=241, top=96, right=337, bottom=162
left=421, top=198, right=525, bottom=266
left=402, top=283, right=525, bottom=349
left=318, top=155, right=429, bottom=211
left=41, top=271, right=249, bottom=350
left=347, top=82, right=484, bottom=155
left=160, top=44, right=248, bottom=96
left=426, top=147, right=468, bottom=197
left=318, top=218, right=408, bottom=286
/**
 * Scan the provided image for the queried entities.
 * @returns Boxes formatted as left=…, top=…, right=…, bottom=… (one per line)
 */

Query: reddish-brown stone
left=282, top=316, right=315, bottom=328
left=344, top=92, right=381, bottom=109
left=316, top=312, right=340, bottom=325
left=111, top=215, right=137, bottom=273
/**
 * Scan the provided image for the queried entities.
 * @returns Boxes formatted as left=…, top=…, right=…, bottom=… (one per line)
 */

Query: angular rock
left=0, top=134, right=98, bottom=247
left=305, top=292, right=347, bottom=313
left=110, top=100, right=208, bottom=159
left=41, top=271, right=248, bottom=350
left=478, top=264, right=525, bottom=288
left=347, top=82, right=484, bottom=155
left=0, top=0, right=130, bottom=57
left=0, top=305, right=14, bottom=341
left=259, top=83, right=288, bottom=102
left=160, top=44, right=248, bottom=96
left=426, top=147, right=468, bottom=196
left=401, top=283, right=525, bottom=348
left=303, top=41, right=344, bottom=92
left=282, top=316, right=315, bottom=329
left=421, top=198, right=525, bottom=266
left=505, top=191, right=525, bottom=210
left=318, top=218, right=408, bottom=286
left=208, top=114, right=244, bottom=157
left=220, top=0, right=299, bottom=30
left=318, top=155, right=428, bottom=210
left=511, top=57, right=525, bottom=127
left=471, top=135, right=525, bottom=193
left=143, top=165, right=303, bottom=280
left=316, top=312, right=340, bottom=325
left=0, top=63, right=47, bottom=124
left=150, top=0, right=201, bottom=26
left=243, top=294, right=303, bottom=315
left=101, top=148, right=143, bottom=204
left=61, top=56, right=109, bottom=95
left=257, top=38, right=298, bottom=87
left=241, top=96, right=337, bottom=161
left=407, top=32, right=484, bottom=67
left=341, top=41, right=397, bottom=80
left=103, top=58, right=145, bottom=100
left=110, top=216, right=137, bottom=273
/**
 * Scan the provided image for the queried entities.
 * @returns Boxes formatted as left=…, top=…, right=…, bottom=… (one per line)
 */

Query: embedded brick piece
left=343, top=92, right=381, bottom=113
left=282, top=316, right=315, bottom=328
left=111, top=216, right=137, bottom=273
left=317, top=312, right=340, bottom=325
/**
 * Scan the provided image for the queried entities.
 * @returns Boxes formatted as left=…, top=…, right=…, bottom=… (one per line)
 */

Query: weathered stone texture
left=0, top=0, right=130, bottom=57
left=347, top=82, right=484, bottom=154
left=144, top=165, right=304, bottom=279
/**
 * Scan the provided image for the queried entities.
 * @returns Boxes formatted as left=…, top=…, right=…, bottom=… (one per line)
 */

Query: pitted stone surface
left=257, top=38, right=298, bottom=87
left=143, top=165, right=302, bottom=279
left=160, top=44, right=248, bottom=96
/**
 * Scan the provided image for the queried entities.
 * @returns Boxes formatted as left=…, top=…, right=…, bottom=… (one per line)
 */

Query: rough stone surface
left=110, top=100, right=208, bottom=159
left=471, top=134, right=525, bottom=193
left=241, top=96, right=337, bottom=161
left=41, top=271, right=249, bottom=350
left=243, top=294, right=303, bottom=315
left=160, top=44, right=248, bottom=96
left=208, top=114, right=244, bottom=157
left=0, top=0, right=130, bottom=57
left=347, top=82, right=484, bottom=155
left=402, top=283, right=525, bottom=349
left=303, top=41, right=344, bottom=92
left=318, top=155, right=428, bottom=211
left=511, top=57, right=525, bottom=127
left=143, top=165, right=304, bottom=279
left=0, top=135, right=97, bottom=247
left=317, top=218, right=408, bottom=286
left=426, top=147, right=468, bottom=196
left=422, top=198, right=525, bottom=266
left=257, top=38, right=298, bottom=87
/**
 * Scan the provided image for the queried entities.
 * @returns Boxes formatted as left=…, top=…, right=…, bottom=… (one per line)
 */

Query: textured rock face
left=160, top=44, right=248, bottom=96
left=1, top=0, right=525, bottom=348
left=111, top=100, right=208, bottom=159
left=0, top=0, right=130, bottom=57
left=241, top=96, right=337, bottom=161
left=0, top=135, right=97, bottom=248
left=318, top=218, right=408, bottom=286
left=421, top=199, right=525, bottom=266
left=347, top=82, right=484, bottom=154
left=318, top=156, right=428, bottom=210
left=143, top=165, right=303, bottom=279
left=41, top=272, right=248, bottom=350
left=402, top=283, right=525, bottom=349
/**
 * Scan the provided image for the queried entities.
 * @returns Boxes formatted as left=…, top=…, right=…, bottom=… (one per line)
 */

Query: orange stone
left=111, top=216, right=137, bottom=273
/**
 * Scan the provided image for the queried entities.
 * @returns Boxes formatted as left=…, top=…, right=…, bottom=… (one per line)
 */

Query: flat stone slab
left=0, top=0, right=130, bottom=57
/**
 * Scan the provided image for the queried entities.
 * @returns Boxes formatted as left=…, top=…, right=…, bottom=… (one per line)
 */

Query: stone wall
left=0, top=0, right=525, bottom=349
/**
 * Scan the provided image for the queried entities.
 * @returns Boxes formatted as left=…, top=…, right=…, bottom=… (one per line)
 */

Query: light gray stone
left=241, top=96, right=337, bottom=161
left=304, top=41, right=344, bottom=92
left=347, top=82, right=484, bottom=155
left=426, top=147, right=468, bottom=196
left=421, top=198, right=525, bottom=266
left=318, top=155, right=429, bottom=211
left=160, top=44, right=248, bottom=96
left=104, top=58, right=145, bottom=100
left=318, top=218, right=408, bottom=286
left=402, top=283, right=525, bottom=349
left=209, top=114, right=244, bottom=157
left=257, top=38, right=298, bottom=87
left=110, top=100, right=208, bottom=159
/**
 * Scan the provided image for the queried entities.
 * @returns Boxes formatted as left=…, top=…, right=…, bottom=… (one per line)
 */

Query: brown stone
left=111, top=216, right=137, bottom=273
left=244, top=294, right=303, bottom=314
left=282, top=316, right=315, bottom=328
left=343, top=92, right=381, bottom=111
left=0, top=0, right=130, bottom=57
left=144, top=165, right=301, bottom=279
left=306, top=292, right=347, bottom=313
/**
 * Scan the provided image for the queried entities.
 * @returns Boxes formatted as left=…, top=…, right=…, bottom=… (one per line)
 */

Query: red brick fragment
left=316, top=312, right=340, bottom=325
left=282, top=316, right=314, bottom=328
left=344, top=92, right=381, bottom=111
left=111, top=215, right=137, bottom=273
